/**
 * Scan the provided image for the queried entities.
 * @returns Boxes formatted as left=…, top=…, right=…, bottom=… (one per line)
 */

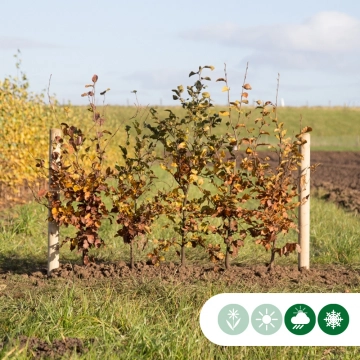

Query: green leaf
left=172, top=89, right=180, bottom=96
left=119, top=146, right=127, bottom=156
left=189, top=71, right=197, bottom=77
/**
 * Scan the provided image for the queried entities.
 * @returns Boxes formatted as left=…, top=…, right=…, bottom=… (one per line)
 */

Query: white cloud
left=180, top=12, right=360, bottom=72
left=182, top=11, right=360, bottom=53
left=291, top=312, right=310, bottom=325
left=283, top=11, right=360, bottom=53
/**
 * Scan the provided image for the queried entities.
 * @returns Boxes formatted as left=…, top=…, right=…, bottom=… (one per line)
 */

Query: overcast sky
left=1, top=0, right=360, bottom=106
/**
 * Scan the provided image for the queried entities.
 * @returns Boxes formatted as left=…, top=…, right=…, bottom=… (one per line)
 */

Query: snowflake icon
left=319, top=304, right=349, bottom=335
left=324, top=310, right=343, bottom=329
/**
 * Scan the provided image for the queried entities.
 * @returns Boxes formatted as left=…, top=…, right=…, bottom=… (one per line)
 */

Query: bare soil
left=246, top=151, right=360, bottom=213
left=310, top=151, right=360, bottom=213
left=1, top=261, right=359, bottom=292
left=0, top=336, right=89, bottom=360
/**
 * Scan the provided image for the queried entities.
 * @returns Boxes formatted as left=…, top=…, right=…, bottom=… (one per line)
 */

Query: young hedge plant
left=36, top=75, right=117, bottom=265
left=110, top=110, right=163, bottom=269
left=146, top=66, right=224, bottom=266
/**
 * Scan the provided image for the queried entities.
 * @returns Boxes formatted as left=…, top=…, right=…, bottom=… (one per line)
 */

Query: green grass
left=2, top=280, right=360, bottom=359
left=1, top=197, right=360, bottom=358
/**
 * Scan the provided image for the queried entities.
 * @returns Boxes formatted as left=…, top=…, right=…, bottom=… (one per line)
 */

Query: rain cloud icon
left=291, top=311, right=310, bottom=329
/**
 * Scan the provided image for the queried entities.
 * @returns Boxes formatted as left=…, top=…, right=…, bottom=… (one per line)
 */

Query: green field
left=66, top=105, right=360, bottom=152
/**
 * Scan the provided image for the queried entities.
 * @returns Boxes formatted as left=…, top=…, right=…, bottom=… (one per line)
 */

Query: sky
left=1, top=0, right=360, bottom=107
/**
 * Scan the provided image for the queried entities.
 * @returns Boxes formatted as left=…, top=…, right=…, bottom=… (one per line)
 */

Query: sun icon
left=255, top=308, right=279, bottom=331
left=293, top=305, right=307, bottom=316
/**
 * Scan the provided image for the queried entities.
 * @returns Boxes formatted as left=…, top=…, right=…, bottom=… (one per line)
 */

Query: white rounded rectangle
left=200, top=293, right=358, bottom=346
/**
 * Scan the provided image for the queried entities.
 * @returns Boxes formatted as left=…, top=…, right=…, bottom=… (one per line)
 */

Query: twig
left=235, top=62, right=249, bottom=129
left=47, top=74, right=60, bottom=127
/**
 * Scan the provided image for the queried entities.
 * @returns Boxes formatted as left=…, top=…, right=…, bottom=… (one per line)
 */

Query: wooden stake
left=298, top=133, right=310, bottom=270
left=48, top=128, right=61, bottom=275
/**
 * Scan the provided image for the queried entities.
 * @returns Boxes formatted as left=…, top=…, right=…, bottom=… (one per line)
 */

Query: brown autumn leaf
left=96, top=117, right=105, bottom=126
left=38, top=189, right=47, bottom=198
left=243, top=83, right=252, bottom=90
left=301, top=126, right=313, bottom=134
left=300, top=174, right=307, bottom=190
left=278, top=242, right=301, bottom=256
left=92, top=74, right=98, bottom=83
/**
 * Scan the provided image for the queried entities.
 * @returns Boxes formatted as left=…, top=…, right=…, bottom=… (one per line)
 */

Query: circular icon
left=284, top=304, right=316, bottom=335
left=318, top=304, right=349, bottom=335
left=251, top=304, right=282, bottom=335
left=218, top=304, right=249, bottom=335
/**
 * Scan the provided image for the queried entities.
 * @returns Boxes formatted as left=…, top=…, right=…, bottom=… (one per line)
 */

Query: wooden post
left=48, top=128, right=61, bottom=275
left=298, top=133, right=310, bottom=270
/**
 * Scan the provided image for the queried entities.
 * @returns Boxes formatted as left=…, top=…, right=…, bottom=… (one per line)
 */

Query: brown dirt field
left=235, top=151, right=360, bottom=213
left=309, top=151, right=360, bottom=213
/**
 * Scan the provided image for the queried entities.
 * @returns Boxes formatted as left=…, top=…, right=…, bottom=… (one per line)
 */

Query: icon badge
left=318, top=304, right=349, bottom=335
left=251, top=304, right=282, bottom=335
left=218, top=304, right=249, bottom=335
left=284, top=304, right=316, bottom=335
